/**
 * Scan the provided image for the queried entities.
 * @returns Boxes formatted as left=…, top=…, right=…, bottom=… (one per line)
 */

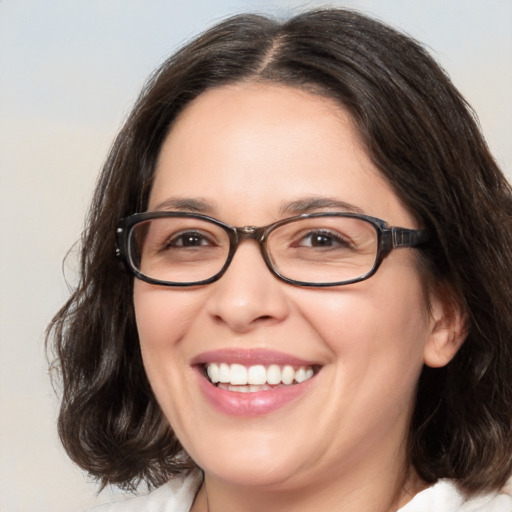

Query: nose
left=205, top=240, right=290, bottom=333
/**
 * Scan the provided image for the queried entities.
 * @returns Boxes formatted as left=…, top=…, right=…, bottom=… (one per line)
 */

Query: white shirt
left=88, top=473, right=512, bottom=512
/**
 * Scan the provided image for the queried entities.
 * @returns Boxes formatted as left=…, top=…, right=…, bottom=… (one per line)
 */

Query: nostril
left=256, top=315, right=273, bottom=322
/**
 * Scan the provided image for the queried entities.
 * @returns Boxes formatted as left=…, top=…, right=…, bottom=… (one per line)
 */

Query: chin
left=188, top=437, right=313, bottom=489
left=201, top=459, right=304, bottom=489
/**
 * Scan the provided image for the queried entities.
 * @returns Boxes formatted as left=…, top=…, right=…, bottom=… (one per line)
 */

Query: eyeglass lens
left=128, top=215, right=379, bottom=285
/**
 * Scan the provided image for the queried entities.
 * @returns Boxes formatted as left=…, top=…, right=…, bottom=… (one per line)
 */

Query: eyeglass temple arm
left=391, top=227, right=430, bottom=248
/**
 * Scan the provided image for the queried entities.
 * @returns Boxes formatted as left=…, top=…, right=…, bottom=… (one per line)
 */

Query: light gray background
left=1, top=1, right=511, bottom=511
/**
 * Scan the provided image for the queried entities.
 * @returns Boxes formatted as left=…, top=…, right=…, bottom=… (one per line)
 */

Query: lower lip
left=196, top=369, right=316, bottom=417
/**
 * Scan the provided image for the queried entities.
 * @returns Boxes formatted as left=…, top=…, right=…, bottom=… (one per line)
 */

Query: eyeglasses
left=115, top=211, right=429, bottom=287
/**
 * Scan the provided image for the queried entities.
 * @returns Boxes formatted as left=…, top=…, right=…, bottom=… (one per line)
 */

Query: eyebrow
left=152, top=197, right=217, bottom=214
left=280, top=197, right=364, bottom=215
left=152, top=196, right=364, bottom=217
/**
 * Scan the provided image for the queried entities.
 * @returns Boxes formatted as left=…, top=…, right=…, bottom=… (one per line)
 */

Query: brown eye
left=294, top=230, right=353, bottom=249
left=169, top=231, right=212, bottom=248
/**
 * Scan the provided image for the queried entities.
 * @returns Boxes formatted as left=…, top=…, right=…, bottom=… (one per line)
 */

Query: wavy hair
left=47, top=9, right=512, bottom=494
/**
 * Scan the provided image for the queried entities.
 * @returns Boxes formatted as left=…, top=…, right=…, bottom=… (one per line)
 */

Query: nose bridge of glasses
left=235, top=225, right=267, bottom=243
left=229, top=225, right=270, bottom=266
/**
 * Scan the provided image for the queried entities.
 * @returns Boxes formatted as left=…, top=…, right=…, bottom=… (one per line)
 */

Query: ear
left=423, top=285, right=467, bottom=368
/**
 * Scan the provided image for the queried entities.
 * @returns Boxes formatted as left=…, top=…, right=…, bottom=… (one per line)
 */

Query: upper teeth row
left=206, top=363, right=314, bottom=386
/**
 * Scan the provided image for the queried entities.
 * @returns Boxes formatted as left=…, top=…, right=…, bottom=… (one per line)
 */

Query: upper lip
left=191, top=349, right=320, bottom=368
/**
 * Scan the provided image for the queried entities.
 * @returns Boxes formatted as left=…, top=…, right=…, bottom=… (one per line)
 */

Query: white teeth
left=205, top=363, right=315, bottom=388
left=230, top=364, right=247, bottom=385
left=247, top=365, right=266, bottom=385
left=281, top=365, right=295, bottom=385
left=218, top=363, right=230, bottom=383
left=295, top=367, right=307, bottom=383
left=206, top=363, right=219, bottom=383
left=267, top=364, right=281, bottom=385
left=217, top=383, right=273, bottom=393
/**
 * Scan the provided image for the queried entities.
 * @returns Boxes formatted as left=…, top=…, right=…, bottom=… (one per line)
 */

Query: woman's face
left=134, top=84, right=446, bottom=492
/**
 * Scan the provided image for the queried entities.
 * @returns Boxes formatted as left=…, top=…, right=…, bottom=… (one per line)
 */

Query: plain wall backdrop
left=1, top=1, right=511, bottom=511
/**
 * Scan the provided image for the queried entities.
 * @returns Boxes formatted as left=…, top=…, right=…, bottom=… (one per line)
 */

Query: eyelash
left=164, top=231, right=214, bottom=248
left=293, top=230, right=353, bottom=249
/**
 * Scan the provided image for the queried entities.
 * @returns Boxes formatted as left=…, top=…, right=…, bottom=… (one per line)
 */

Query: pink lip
left=191, top=349, right=319, bottom=417
left=191, top=348, right=316, bottom=367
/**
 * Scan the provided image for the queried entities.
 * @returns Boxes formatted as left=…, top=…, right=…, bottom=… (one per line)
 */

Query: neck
left=192, top=464, right=426, bottom=512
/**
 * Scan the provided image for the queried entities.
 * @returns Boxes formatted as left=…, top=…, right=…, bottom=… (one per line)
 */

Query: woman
left=48, top=9, right=512, bottom=512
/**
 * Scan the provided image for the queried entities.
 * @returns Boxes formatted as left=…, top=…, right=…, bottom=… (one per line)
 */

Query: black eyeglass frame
left=115, top=211, right=429, bottom=288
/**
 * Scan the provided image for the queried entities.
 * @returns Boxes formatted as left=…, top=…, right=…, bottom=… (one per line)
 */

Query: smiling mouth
left=204, top=363, right=317, bottom=393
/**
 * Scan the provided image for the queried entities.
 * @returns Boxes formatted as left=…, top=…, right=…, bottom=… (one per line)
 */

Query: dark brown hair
left=47, top=9, right=512, bottom=495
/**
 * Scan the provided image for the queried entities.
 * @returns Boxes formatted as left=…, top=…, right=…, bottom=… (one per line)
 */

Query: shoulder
left=85, top=471, right=202, bottom=512
left=399, top=480, right=512, bottom=512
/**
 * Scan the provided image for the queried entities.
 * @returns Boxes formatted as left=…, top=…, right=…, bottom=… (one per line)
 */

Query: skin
left=134, top=83, right=464, bottom=512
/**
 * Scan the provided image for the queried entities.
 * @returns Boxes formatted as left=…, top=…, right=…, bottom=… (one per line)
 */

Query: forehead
left=150, top=83, right=415, bottom=228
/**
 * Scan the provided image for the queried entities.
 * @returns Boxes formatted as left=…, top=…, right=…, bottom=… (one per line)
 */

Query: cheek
left=295, top=267, right=430, bottom=377
left=133, top=283, right=211, bottom=390
left=134, top=283, right=204, bottom=347
left=132, top=283, right=208, bottom=424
